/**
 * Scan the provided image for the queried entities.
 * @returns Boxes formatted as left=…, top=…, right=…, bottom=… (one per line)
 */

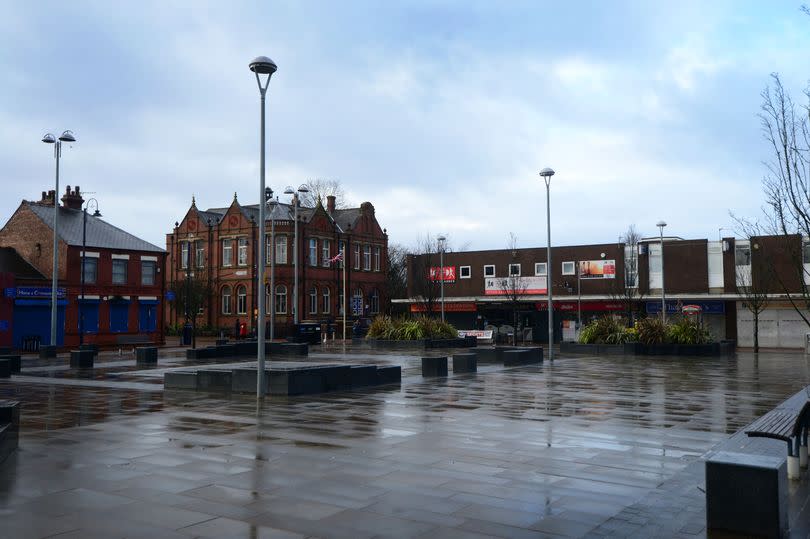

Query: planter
left=366, top=338, right=476, bottom=350
left=561, top=341, right=732, bottom=357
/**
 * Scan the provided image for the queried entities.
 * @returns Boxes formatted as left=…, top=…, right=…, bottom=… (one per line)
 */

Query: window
left=804, top=240, right=810, bottom=264
left=222, top=286, right=232, bottom=314
left=352, top=288, right=364, bottom=315
left=222, top=239, right=233, bottom=266
left=562, top=261, right=575, bottom=275
left=484, top=265, right=495, bottom=277
left=82, top=257, right=98, bottom=284
left=354, top=243, right=361, bottom=270
left=275, top=284, right=287, bottom=314
left=266, top=236, right=272, bottom=265
left=181, top=242, right=189, bottom=269
left=735, top=245, right=752, bottom=266
left=370, top=289, right=380, bottom=314
left=322, top=287, right=331, bottom=314
left=339, top=240, right=346, bottom=268
left=509, top=263, right=521, bottom=276
left=309, top=238, right=318, bottom=267
left=112, top=259, right=128, bottom=284
left=236, top=285, right=247, bottom=314
left=265, top=284, right=272, bottom=314
left=322, top=239, right=331, bottom=267
left=275, top=235, right=287, bottom=264
left=141, top=261, right=156, bottom=286
left=195, top=241, right=204, bottom=268
left=459, top=265, right=471, bottom=279
left=363, top=245, right=372, bottom=270
left=309, top=286, right=318, bottom=314
left=237, top=238, right=248, bottom=266
left=374, top=246, right=381, bottom=271
left=534, top=262, right=547, bottom=276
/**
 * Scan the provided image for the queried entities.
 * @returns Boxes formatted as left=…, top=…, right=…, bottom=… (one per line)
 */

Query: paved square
left=1, top=345, right=809, bottom=538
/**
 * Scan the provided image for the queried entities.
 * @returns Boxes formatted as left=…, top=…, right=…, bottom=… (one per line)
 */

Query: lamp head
left=92, top=209, right=101, bottom=217
left=249, top=56, right=277, bottom=75
left=539, top=167, right=555, bottom=177
left=265, top=187, right=273, bottom=202
left=437, top=235, right=446, bottom=242
left=297, top=184, right=309, bottom=193
left=656, top=220, right=667, bottom=228
left=59, top=130, right=76, bottom=143
left=283, top=186, right=294, bottom=195
left=42, top=133, right=56, bottom=144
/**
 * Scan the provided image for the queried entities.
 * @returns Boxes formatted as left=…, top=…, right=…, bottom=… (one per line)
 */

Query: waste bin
left=182, top=323, right=193, bottom=346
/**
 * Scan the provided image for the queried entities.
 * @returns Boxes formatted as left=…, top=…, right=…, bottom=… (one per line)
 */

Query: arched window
left=322, top=287, right=331, bottom=314
left=236, top=285, right=247, bottom=314
left=309, top=286, right=318, bottom=315
left=221, top=285, right=232, bottom=315
left=370, top=289, right=380, bottom=315
left=275, top=285, right=287, bottom=314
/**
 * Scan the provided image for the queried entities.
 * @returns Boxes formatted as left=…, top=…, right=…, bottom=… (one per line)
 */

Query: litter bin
left=182, top=323, right=193, bottom=346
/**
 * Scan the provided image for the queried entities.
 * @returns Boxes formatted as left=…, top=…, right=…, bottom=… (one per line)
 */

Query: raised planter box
left=69, top=350, right=94, bottom=368
left=366, top=338, right=476, bottom=350
left=0, top=355, right=21, bottom=374
left=375, top=365, right=401, bottom=385
left=475, top=347, right=543, bottom=364
left=268, top=368, right=326, bottom=396
left=197, top=370, right=232, bottom=391
left=560, top=341, right=731, bottom=357
left=164, top=371, right=199, bottom=390
left=350, top=365, right=378, bottom=388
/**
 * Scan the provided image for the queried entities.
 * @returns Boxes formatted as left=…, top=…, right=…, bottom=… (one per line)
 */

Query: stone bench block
left=268, top=342, right=309, bottom=356
left=69, top=350, right=95, bottom=368
left=39, top=345, right=57, bottom=359
left=215, top=344, right=237, bottom=358
left=0, top=360, right=10, bottom=378
left=422, top=356, right=448, bottom=377
left=197, top=370, right=232, bottom=391
left=453, top=353, right=477, bottom=373
left=215, top=339, right=228, bottom=346
left=376, top=365, right=401, bottom=385
left=135, top=347, right=158, bottom=364
left=234, top=341, right=258, bottom=356
left=706, top=451, right=787, bottom=539
left=231, top=368, right=269, bottom=394
left=186, top=347, right=218, bottom=360
left=0, top=400, right=20, bottom=465
left=474, top=348, right=498, bottom=362
left=164, top=371, right=199, bottom=390
left=0, top=347, right=10, bottom=355
left=503, top=349, right=538, bottom=366
left=319, top=365, right=351, bottom=391
left=0, top=355, right=21, bottom=374
left=350, top=365, right=378, bottom=388
left=268, top=368, right=326, bottom=396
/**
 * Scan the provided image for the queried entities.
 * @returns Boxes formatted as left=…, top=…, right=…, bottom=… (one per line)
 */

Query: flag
left=327, top=251, right=344, bottom=264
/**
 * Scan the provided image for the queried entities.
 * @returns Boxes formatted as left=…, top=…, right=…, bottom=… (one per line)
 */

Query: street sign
left=166, top=291, right=176, bottom=301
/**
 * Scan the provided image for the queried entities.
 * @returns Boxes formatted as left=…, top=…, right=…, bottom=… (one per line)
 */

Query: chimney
left=39, top=190, right=57, bottom=207
left=326, top=195, right=336, bottom=214
left=60, top=185, right=84, bottom=210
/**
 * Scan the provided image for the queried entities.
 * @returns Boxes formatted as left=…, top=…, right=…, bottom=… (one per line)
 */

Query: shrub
left=666, top=317, right=711, bottom=345
left=366, top=315, right=457, bottom=340
left=636, top=317, right=668, bottom=345
left=578, top=316, right=627, bottom=344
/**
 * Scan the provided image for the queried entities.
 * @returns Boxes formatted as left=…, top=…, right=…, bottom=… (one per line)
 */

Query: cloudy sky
left=2, top=1, right=809, bottom=252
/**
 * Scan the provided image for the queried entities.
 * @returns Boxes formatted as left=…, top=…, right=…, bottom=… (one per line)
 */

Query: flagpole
left=342, top=247, right=347, bottom=341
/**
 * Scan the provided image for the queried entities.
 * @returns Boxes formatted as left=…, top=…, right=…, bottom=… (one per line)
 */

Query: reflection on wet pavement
left=1, top=346, right=809, bottom=538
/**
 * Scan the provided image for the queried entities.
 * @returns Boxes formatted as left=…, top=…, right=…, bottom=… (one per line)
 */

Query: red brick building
left=0, top=187, right=167, bottom=349
left=166, top=193, right=388, bottom=338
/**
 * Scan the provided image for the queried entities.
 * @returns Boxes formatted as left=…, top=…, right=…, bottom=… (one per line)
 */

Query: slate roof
left=332, top=208, right=361, bottom=232
left=202, top=202, right=363, bottom=232
left=0, top=247, right=47, bottom=280
left=26, top=202, right=165, bottom=253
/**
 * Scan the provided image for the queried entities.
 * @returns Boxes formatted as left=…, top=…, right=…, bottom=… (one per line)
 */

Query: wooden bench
left=115, top=334, right=153, bottom=353
left=745, top=401, right=810, bottom=479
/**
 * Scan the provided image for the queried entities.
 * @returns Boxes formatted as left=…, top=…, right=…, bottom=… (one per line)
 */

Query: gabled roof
left=26, top=202, right=165, bottom=253
left=0, top=247, right=47, bottom=280
left=332, top=208, right=361, bottom=232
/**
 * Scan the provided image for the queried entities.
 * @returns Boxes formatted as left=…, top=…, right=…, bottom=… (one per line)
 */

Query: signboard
left=351, top=297, right=363, bottom=316
left=579, top=260, right=616, bottom=279
left=646, top=300, right=725, bottom=315
left=15, top=287, right=66, bottom=299
left=536, top=301, right=624, bottom=311
left=484, top=276, right=547, bottom=295
left=411, top=302, right=477, bottom=313
left=457, top=330, right=494, bottom=342
left=3, top=287, right=14, bottom=298
left=166, top=291, right=176, bottom=301
left=429, top=266, right=456, bottom=282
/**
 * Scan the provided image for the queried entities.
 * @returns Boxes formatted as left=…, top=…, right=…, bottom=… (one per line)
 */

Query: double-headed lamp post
left=284, top=184, right=310, bottom=326
left=79, top=199, right=101, bottom=346
left=539, top=167, right=555, bottom=360
left=250, top=55, right=277, bottom=398
left=657, top=220, right=667, bottom=322
left=42, top=130, right=76, bottom=349
left=437, top=235, right=446, bottom=322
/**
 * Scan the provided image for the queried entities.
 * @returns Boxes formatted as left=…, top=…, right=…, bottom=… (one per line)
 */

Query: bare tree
left=408, top=234, right=449, bottom=317
left=386, top=242, right=408, bottom=315
left=610, top=224, right=644, bottom=326
left=300, top=178, right=348, bottom=209
left=499, top=233, right=528, bottom=344
left=169, top=273, right=212, bottom=349
left=734, top=236, right=771, bottom=352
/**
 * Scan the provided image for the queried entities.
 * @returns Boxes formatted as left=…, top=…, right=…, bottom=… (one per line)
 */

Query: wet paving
left=1, top=345, right=810, bottom=538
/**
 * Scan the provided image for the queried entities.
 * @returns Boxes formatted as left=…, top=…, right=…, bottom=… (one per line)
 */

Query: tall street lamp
left=437, top=235, right=446, bottom=322
left=79, top=199, right=101, bottom=346
left=42, top=130, right=76, bottom=348
left=539, top=167, right=555, bottom=360
left=657, top=220, right=667, bottom=322
left=250, top=54, right=277, bottom=398
left=284, top=184, right=310, bottom=326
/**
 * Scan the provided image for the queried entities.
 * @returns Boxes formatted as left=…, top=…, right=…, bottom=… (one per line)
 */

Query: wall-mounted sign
left=484, top=276, right=547, bottom=295
left=536, top=300, right=624, bottom=311
left=579, top=260, right=616, bottom=279
left=429, top=266, right=456, bottom=282
left=410, top=302, right=477, bottom=313
left=15, top=287, right=66, bottom=299
left=646, top=300, right=725, bottom=315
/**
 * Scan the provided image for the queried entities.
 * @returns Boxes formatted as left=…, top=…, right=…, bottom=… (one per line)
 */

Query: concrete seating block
left=164, top=371, right=199, bottom=390
left=503, top=349, right=536, bottom=366
left=319, top=365, right=351, bottom=391
left=422, top=356, right=448, bottom=377
left=0, top=360, right=10, bottom=378
left=235, top=341, right=258, bottom=356
left=0, top=355, right=21, bottom=374
left=135, top=347, right=158, bottom=364
left=69, top=350, right=94, bottom=368
left=376, top=365, right=401, bottom=385
left=0, top=400, right=20, bottom=465
left=215, top=344, right=237, bottom=358
left=453, top=353, right=477, bottom=373
left=197, top=370, right=232, bottom=391
left=78, top=344, right=98, bottom=355
left=215, top=339, right=228, bottom=346
left=706, top=451, right=787, bottom=539
left=231, top=368, right=265, bottom=393
left=0, top=347, right=10, bottom=355
left=268, top=342, right=309, bottom=356
left=475, top=348, right=498, bottom=362
left=350, top=365, right=378, bottom=388
left=268, top=367, right=326, bottom=396
left=39, top=345, right=57, bottom=359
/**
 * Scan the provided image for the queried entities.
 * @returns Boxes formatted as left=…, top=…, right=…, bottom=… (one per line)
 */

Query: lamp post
left=42, top=130, right=76, bottom=348
left=657, top=220, right=667, bottom=322
left=250, top=54, right=277, bottom=398
left=284, top=184, right=310, bottom=326
left=437, top=235, right=446, bottom=322
left=79, top=199, right=101, bottom=346
left=539, top=167, right=555, bottom=360
left=718, top=227, right=726, bottom=241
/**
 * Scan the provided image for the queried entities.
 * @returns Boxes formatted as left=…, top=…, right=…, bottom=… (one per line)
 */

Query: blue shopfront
left=8, top=286, right=67, bottom=348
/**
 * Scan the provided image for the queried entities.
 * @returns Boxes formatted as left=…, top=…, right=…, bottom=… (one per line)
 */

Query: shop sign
left=429, top=266, right=456, bottom=282
left=410, top=302, right=477, bottom=313
left=646, top=300, right=725, bottom=314
left=536, top=301, right=624, bottom=311
left=484, top=276, right=547, bottom=295
left=15, top=287, right=66, bottom=299
left=458, top=330, right=494, bottom=340
left=579, top=260, right=616, bottom=279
